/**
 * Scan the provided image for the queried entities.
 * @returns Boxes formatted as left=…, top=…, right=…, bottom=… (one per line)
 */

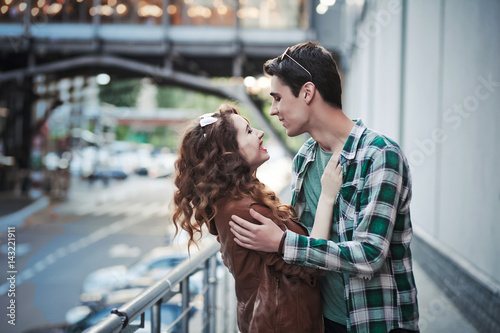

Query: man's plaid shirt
left=283, top=119, right=419, bottom=333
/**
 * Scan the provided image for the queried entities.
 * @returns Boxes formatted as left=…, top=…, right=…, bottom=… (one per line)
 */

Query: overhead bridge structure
left=0, top=0, right=349, bottom=172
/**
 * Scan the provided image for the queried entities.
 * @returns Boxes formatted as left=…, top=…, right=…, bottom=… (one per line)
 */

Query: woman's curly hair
left=172, top=104, right=296, bottom=248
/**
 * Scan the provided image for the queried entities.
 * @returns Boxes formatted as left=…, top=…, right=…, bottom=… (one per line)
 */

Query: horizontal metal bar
left=86, top=239, right=220, bottom=333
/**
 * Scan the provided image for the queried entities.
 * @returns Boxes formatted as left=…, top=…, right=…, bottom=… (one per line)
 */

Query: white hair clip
left=199, top=113, right=218, bottom=127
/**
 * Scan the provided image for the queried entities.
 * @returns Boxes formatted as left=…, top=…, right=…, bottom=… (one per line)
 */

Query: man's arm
left=231, top=147, right=407, bottom=278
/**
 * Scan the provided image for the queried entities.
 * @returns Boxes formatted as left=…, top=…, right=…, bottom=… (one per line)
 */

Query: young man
left=229, top=42, right=419, bottom=333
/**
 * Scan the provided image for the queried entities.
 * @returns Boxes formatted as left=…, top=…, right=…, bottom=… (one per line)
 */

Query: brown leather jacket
left=210, top=196, right=324, bottom=333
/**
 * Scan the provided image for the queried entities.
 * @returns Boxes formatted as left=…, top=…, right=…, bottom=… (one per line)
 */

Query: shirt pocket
left=338, top=200, right=357, bottom=240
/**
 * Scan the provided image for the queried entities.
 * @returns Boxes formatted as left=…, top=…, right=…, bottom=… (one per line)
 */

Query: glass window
left=170, top=0, right=236, bottom=26
left=1, top=0, right=28, bottom=23
left=238, top=0, right=308, bottom=29
left=169, top=0, right=308, bottom=29
left=1, top=0, right=309, bottom=28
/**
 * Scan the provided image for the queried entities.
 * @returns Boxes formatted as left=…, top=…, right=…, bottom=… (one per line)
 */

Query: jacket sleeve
left=283, top=147, right=408, bottom=279
left=234, top=203, right=324, bottom=285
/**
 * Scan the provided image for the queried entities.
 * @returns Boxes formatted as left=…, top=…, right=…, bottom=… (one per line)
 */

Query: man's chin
left=285, top=128, right=301, bottom=137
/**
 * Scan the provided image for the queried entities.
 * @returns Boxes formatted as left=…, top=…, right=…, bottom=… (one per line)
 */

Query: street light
left=243, top=76, right=256, bottom=88
left=317, top=0, right=336, bottom=15
left=96, top=73, right=111, bottom=85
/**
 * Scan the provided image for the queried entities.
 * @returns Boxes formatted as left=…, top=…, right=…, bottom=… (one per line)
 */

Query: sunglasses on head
left=279, top=47, right=313, bottom=81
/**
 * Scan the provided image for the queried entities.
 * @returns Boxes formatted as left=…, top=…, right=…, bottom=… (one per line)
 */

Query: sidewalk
left=0, top=193, right=49, bottom=232
left=0, top=175, right=133, bottom=232
left=0, top=196, right=35, bottom=217
left=413, top=261, right=477, bottom=332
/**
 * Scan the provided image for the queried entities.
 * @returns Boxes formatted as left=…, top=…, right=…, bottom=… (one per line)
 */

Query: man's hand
left=229, top=208, right=284, bottom=253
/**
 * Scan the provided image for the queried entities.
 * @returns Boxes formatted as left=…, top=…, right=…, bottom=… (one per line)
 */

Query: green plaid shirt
left=285, top=119, right=419, bottom=332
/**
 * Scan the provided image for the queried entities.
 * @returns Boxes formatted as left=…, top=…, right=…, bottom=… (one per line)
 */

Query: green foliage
left=156, top=86, right=227, bottom=112
left=98, top=79, right=142, bottom=107
left=148, top=127, right=177, bottom=148
left=115, top=125, right=130, bottom=141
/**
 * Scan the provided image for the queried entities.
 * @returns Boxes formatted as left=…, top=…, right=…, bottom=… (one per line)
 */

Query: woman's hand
left=320, top=152, right=343, bottom=202
left=310, top=152, right=343, bottom=239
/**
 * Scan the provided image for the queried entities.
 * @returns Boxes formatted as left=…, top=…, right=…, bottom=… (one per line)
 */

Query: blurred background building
left=0, top=0, right=499, bottom=332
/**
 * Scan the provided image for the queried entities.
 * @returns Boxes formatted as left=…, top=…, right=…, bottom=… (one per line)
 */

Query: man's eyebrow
left=270, top=92, right=279, bottom=97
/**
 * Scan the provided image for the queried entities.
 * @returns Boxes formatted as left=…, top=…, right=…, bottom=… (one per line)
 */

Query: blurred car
left=109, top=170, right=128, bottom=180
left=89, top=170, right=128, bottom=180
left=134, top=167, right=149, bottom=176
left=86, top=169, right=128, bottom=186
left=81, top=246, right=202, bottom=297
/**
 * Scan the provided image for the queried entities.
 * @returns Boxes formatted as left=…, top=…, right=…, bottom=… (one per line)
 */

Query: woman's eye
left=248, top=129, right=253, bottom=134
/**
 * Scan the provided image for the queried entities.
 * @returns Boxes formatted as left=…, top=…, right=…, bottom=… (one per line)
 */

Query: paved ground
left=0, top=196, right=35, bottom=217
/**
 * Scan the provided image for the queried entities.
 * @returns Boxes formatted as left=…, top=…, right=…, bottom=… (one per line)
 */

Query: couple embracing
left=172, top=41, right=419, bottom=333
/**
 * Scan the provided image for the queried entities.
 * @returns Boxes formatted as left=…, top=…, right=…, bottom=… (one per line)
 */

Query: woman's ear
left=302, top=82, right=316, bottom=104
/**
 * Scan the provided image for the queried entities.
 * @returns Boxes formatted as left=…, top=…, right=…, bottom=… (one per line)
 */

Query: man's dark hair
left=264, top=41, right=342, bottom=109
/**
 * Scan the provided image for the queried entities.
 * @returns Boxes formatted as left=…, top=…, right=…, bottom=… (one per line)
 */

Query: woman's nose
left=257, top=129, right=264, bottom=139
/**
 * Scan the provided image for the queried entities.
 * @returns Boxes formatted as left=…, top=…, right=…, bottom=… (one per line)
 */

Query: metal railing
left=85, top=240, right=235, bottom=333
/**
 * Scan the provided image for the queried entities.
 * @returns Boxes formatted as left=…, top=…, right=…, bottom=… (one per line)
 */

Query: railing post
left=181, top=277, right=190, bottom=333
left=223, top=266, right=228, bottom=333
left=203, top=260, right=209, bottom=333
left=208, top=256, right=217, bottom=333
left=151, top=298, right=162, bottom=333
left=223, top=266, right=235, bottom=333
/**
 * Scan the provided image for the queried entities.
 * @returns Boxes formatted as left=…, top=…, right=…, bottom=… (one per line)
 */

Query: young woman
left=172, top=104, right=342, bottom=332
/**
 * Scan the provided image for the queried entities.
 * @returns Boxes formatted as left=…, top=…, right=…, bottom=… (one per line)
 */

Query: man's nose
left=269, top=104, right=278, bottom=116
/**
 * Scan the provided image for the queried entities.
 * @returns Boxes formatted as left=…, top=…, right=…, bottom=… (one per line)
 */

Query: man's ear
left=302, top=82, right=316, bottom=104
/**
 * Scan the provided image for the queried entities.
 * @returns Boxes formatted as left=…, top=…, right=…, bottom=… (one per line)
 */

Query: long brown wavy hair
left=172, top=104, right=296, bottom=248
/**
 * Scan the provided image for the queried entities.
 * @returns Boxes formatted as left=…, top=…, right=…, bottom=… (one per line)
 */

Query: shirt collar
left=341, top=119, right=367, bottom=162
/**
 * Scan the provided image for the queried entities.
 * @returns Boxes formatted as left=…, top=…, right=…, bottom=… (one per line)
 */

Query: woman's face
left=231, top=114, right=269, bottom=172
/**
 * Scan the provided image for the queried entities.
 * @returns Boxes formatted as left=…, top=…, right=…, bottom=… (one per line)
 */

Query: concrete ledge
left=0, top=196, right=49, bottom=232
left=412, top=226, right=500, bottom=332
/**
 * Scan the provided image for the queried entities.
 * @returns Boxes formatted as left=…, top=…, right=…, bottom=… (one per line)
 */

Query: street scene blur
left=1, top=0, right=499, bottom=332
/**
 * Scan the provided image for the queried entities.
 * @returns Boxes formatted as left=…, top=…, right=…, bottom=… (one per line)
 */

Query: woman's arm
left=310, top=152, right=343, bottom=239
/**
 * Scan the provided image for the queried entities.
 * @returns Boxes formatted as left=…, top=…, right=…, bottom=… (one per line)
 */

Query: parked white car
left=81, top=246, right=196, bottom=296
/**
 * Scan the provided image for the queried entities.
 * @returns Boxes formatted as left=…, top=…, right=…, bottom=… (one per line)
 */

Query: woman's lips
left=260, top=141, right=267, bottom=152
